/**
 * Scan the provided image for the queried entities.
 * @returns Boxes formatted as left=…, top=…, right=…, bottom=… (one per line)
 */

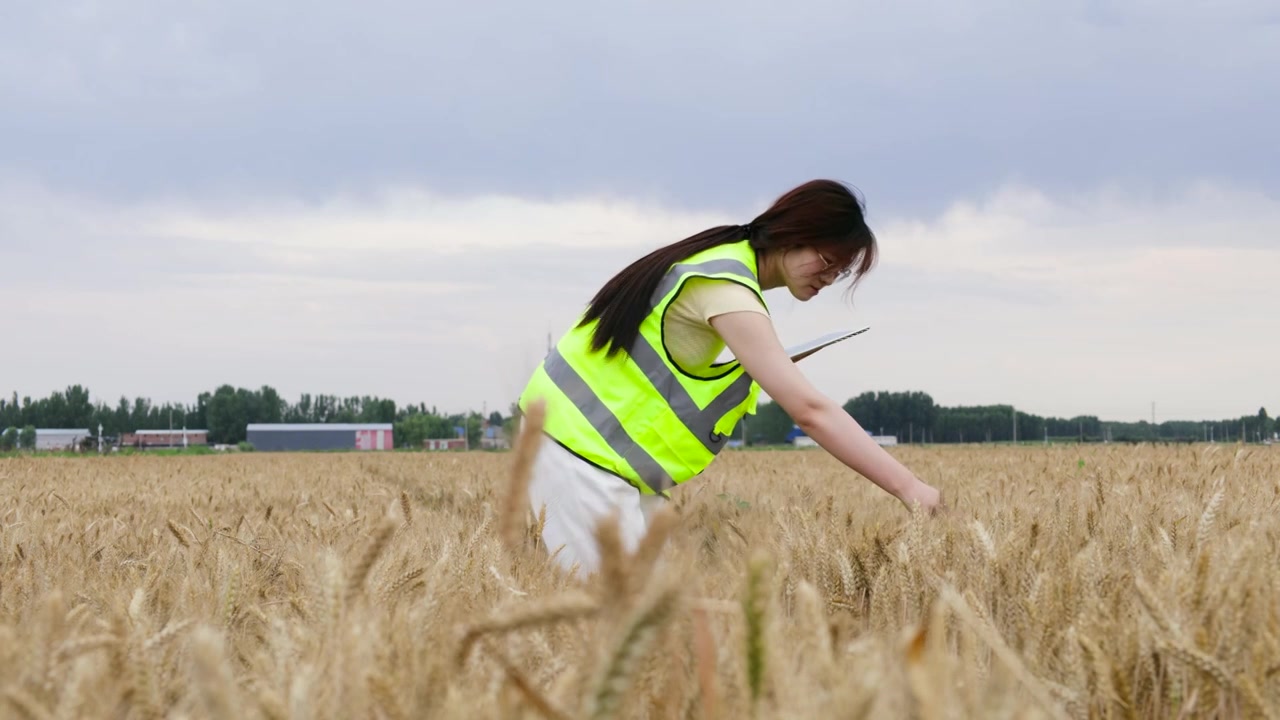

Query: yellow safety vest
left=519, top=239, right=768, bottom=496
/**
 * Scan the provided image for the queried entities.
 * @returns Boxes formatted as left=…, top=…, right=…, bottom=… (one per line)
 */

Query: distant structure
left=120, top=429, right=209, bottom=449
left=479, top=423, right=509, bottom=449
left=786, top=426, right=818, bottom=448
left=423, top=437, right=468, bottom=451
left=246, top=423, right=394, bottom=452
left=786, top=425, right=898, bottom=447
left=35, top=428, right=91, bottom=451
left=422, top=421, right=510, bottom=451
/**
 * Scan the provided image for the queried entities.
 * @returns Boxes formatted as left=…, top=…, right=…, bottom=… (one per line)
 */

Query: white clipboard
left=784, top=327, right=870, bottom=362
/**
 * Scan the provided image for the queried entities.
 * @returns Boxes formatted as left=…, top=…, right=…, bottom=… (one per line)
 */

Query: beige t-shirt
left=662, top=277, right=769, bottom=372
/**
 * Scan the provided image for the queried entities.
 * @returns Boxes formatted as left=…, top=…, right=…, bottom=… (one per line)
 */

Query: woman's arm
left=710, top=310, right=942, bottom=512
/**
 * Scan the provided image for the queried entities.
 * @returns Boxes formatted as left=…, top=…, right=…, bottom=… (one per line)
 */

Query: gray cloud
left=2, top=1, right=1277, bottom=216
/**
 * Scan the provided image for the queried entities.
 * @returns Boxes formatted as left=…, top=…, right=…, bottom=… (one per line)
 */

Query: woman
left=519, top=179, right=943, bottom=575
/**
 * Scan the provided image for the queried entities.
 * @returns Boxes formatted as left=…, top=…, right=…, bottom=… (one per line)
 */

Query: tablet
left=784, top=327, right=870, bottom=362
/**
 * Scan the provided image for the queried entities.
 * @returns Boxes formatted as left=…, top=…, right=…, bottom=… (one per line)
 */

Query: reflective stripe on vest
left=541, top=341, right=757, bottom=493
left=541, top=346, right=676, bottom=491
left=650, top=258, right=755, bottom=307
left=528, top=249, right=763, bottom=494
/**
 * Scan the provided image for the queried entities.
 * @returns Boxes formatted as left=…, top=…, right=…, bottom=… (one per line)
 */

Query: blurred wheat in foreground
left=1, top=444, right=1278, bottom=719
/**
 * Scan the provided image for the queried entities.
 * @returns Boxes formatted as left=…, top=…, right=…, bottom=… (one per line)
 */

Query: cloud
left=2, top=1, right=1276, bottom=212
left=2, top=176, right=1275, bottom=423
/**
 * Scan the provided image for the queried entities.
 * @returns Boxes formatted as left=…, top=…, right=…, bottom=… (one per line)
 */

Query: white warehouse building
left=35, top=428, right=91, bottom=451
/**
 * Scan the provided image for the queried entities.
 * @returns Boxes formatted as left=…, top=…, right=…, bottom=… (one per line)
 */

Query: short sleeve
left=680, top=277, right=768, bottom=323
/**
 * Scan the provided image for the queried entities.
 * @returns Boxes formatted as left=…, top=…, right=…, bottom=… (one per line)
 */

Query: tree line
left=741, top=391, right=1275, bottom=445
left=0, top=385, right=505, bottom=450
left=2, top=384, right=1273, bottom=452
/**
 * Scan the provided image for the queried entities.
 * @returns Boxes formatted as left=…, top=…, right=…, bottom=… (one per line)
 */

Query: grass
left=0, top=442, right=1277, bottom=718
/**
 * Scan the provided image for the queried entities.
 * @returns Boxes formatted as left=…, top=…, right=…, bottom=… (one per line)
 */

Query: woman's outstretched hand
left=900, top=481, right=946, bottom=516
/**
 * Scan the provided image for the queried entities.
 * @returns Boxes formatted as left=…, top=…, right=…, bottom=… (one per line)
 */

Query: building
left=120, top=429, right=209, bottom=448
left=785, top=425, right=818, bottom=447
left=786, top=425, right=898, bottom=448
left=424, top=437, right=468, bottom=451
left=246, top=423, right=394, bottom=452
left=479, top=423, right=509, bottom=449
left=35, top=428, right=91, bottom=451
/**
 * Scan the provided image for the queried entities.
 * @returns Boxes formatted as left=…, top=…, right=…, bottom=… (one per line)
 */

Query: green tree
left=259, top=386, right=284, bottom=424
left=193, top=392, right=211, bottom=430
left=0, top=427, right=16, bottom=451
left=456, top=412, right=484, bottom=448
left=394, top=412, right=455, bottom=448
left=0, top=393, right=17, bottom=430
left=206, top=385, right=246, bottom=444
left=113, top=397, right=131, bottom=434
left=64, top=385, right=94, bottom=427
left=130, top=397, right=152, bottom=431
left=19, top=425, right=36, bottom=450
left=503, top=403, right=523, bottom=445
left=751, top=401, right=795, bottom=445
left=843, top=392, right=880, bottom=431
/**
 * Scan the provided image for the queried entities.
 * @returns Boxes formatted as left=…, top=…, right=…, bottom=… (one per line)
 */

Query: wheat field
left=1, top=441, right=1277, bottom=719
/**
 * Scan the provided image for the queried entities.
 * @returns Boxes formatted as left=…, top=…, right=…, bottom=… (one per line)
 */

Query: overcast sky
left=2, top=1, right=1277, bottom=424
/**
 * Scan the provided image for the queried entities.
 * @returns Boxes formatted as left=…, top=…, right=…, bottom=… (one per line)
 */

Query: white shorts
left=526, top=435, right=663, bottom=577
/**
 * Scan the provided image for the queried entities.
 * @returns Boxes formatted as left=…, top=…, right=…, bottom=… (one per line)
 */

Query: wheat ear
left=487, top=643, right=575, bottom=720
left=501, top=398, right=545, bottom=552
left=690, top=605, right=721, bottom=720
left=743, top=551, right=772, bottom=710
left=584, top=582, right=682, bottom=720
left=627, top=503, right=679, bottom=597
left=346, top=518, right=396, bottom=604
left=937, top=586, right=1071, bottom=720
left=592, top=510, right=630, bottom=610
left=455, top=591, right=600, bottom=667
left=189, top=625, right=239, bottom=720
left=166, top=519, right=191, bottom=548
left=399, top=491, right=412, bottom=527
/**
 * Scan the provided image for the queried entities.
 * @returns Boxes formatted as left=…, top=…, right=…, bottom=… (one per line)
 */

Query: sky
left=2, top=0, right=1277, bottom=424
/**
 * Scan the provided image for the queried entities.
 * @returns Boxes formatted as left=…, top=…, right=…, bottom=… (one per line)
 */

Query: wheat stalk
left=455, top=591, right=600, bottom=667
left=501, top=398, right=545, bottom=552
left=743, top=551, right=772, bottom=712
left=584, top=582, right=682, bottom=720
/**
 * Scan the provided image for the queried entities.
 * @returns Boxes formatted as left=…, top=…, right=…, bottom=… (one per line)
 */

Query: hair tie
left=741, top=222, right=755, bottom=236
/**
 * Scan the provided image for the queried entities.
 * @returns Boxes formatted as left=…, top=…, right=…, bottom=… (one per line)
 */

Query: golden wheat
left=0, top=444, right=1278, bottom=718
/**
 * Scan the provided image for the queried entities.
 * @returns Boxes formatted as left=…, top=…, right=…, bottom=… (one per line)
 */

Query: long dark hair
left=579, top=179, right=878, bottom=357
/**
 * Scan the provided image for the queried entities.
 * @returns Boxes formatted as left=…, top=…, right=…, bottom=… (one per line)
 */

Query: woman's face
left=780, top=246, right=843, bottom=301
